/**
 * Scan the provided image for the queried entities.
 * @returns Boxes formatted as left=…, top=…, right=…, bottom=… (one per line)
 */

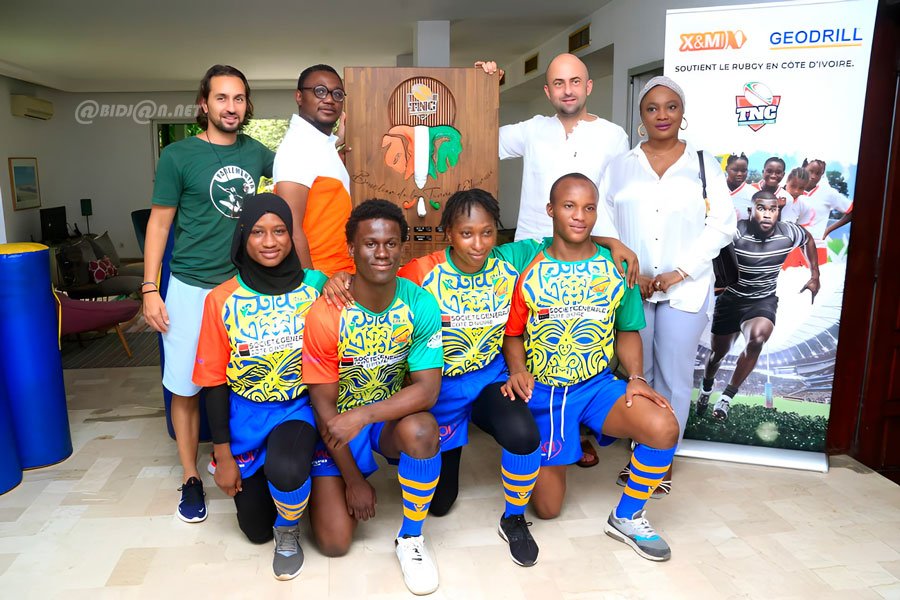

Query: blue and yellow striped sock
left=615, top=444, right=675, bottom=519
left=501, top=448, right=541, bottom=518
left=397, top=452, right=441, bottom=538
left=268, top=477, right=311, bottom=527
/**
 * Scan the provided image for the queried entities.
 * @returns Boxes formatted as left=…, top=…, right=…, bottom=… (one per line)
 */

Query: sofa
left=50, top=232, right=144, bottom=299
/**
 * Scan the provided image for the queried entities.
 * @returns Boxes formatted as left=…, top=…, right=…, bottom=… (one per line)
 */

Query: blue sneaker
left=177, top=477, right=207, bottom=523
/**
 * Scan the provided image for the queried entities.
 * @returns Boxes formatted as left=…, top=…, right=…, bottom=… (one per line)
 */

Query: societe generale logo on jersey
left=680, top=30, right=747, bottom=51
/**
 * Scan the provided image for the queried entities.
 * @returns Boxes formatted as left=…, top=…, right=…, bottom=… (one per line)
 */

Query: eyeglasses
left=301, top=85, right=346, bottom=102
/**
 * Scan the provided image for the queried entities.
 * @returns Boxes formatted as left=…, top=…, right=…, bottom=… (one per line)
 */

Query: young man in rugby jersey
left=698, top=191, right=820, bottom=421
left=302, top=200, right=444, bottom=595
left=502, top=173, right=680, bottom=562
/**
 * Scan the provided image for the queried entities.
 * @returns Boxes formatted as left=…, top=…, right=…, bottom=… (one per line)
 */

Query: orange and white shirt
left=805, top=182, right=853, bottom=244
left=274, top=114, right=354, bottom=276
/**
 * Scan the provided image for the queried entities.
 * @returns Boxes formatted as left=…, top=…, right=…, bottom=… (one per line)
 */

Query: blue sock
left=615, top=444, right=675, bottom=519
left=268, top=477, right=311, bottom=527
left=397, top=452, right=441, bottom=538
left=501, top=447, right=541, bottom=518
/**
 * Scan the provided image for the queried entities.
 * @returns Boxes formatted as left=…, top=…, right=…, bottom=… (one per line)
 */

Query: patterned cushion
left=88, top=255, right=118, bottom=283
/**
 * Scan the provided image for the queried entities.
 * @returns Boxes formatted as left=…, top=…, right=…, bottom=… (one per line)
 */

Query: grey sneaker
left=696, top=389, right=712, bottom=416
left=713, top=398, right=731, bottom=421
left=272, top=525, right=304, bottom=580
left=604, top=510, right=671, bottom=561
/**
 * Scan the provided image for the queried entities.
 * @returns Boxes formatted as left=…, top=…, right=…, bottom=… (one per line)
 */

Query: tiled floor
left=1, top=366, right=899, bottom=598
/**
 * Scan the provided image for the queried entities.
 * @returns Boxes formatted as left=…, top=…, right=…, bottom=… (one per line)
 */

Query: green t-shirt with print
left=152, top=134, right=275, bottom=288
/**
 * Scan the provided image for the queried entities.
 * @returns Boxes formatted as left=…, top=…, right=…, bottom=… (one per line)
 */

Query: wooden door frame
left=828, top=2, right=900, bottom=455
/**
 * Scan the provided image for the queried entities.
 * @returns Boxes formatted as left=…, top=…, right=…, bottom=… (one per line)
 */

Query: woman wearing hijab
left=193, top=193, right=328, bottom=581
left=595, top=76, right=736, bottom=495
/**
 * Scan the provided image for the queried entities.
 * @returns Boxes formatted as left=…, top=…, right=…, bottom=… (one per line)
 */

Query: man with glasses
left=274, top=64, right=354, bottom=276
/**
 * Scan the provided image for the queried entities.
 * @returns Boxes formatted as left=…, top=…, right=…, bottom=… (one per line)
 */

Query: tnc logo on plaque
left=382, top=78, right=462, bottom=213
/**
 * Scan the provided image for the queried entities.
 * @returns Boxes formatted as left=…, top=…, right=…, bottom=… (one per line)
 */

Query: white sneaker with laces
left=395, top=535, right=439, bottom=595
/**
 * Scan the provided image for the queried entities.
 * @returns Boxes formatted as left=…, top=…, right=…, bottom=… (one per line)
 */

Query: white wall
left=0, top=76, right=49, bottom=244
left=1, top=77, right=296, bottom=255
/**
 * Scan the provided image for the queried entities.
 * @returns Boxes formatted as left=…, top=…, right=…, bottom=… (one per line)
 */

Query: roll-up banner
left=665, top=0, right=877, bottom=471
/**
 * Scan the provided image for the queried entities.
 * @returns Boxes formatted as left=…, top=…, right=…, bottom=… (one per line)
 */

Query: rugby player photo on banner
left=663, top=0, right=877, bottom=470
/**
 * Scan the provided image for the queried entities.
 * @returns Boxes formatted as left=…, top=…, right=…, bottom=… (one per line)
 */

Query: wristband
left=140, top=281, right=158, bottom=288
left=141, top=289, right=159, bottom=295
left=628, top=375, right=648, bottom=384
left=674, top=268, right=687, bottom=281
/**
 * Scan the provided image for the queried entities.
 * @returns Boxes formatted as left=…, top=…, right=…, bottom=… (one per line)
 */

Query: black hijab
left=231, top=193, right=304, bottom=295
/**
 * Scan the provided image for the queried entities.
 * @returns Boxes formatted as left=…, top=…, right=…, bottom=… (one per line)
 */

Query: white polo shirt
left=499, top=114, right=628, bottom=241
left=273, top=114, right=353, bottom=275
left=805, top=182, right=852, bottom=243
left=595, top=142, right=736, bottom=313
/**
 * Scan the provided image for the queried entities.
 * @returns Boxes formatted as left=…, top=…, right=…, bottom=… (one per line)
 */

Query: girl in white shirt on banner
left=804, top=158, right=853, bottom=262
left=726, top=153, right=755, bottom=221
left=595, top=76, right=735, bottom=495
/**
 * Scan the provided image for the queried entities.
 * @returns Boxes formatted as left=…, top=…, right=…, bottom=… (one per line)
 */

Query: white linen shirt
left=499, top=114, right=628, bottom=241
left=596, top=142, right=736, bottom=313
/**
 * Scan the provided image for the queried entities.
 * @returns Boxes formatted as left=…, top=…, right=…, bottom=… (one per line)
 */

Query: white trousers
left=640, top=291, right=711, bottom=441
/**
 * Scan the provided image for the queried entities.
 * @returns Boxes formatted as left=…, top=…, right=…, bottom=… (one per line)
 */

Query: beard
left=208, top=112, right=244, bottom=134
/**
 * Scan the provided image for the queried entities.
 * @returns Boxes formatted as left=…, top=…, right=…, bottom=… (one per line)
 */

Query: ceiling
left=0, top=0, right=611, bottom=92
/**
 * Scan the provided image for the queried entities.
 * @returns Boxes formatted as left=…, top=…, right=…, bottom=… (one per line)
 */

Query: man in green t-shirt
left=142, top=64, right=275, bottom=524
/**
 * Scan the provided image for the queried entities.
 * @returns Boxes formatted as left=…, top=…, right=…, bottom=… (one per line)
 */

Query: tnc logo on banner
left=680, top=30, right=747, bottom=51
left=735, top=82, right=781, bottom=132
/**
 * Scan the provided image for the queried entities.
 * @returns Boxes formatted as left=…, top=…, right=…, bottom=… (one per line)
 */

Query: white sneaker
left=395, top=535, right=439, bottom=595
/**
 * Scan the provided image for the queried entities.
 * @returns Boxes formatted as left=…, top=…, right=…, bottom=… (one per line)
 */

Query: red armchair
left=57, top=293, right=141, bottom=357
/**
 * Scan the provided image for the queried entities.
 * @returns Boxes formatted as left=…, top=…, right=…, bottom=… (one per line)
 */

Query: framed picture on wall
left=8, top=157, right=41, bottom=210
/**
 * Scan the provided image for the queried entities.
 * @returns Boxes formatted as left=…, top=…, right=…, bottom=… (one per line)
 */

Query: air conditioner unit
left=10, top=95, right=54, bottom=120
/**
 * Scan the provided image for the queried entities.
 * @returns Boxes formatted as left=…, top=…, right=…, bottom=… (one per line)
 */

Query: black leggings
left=233, top=419, right=317, bottom=543
left=430, top=382, right=540, bottom=517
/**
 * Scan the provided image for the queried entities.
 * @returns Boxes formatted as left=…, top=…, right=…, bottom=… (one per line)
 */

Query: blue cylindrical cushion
left=0, top=376, right=23, bottom=494
left=0, top=244, right=73, bottom=468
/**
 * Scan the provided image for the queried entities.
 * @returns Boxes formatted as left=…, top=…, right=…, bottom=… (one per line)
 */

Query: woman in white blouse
left=595, top=76, right=735, bottom=495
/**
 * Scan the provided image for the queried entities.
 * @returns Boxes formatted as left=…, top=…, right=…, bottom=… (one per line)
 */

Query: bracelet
left=141, top=289, right=159, bottom=295
left=628, top=375, right=648, bottom=384
left=674, top=268, right=687, bottom=281
left=140, top=281, right=158, bottom=288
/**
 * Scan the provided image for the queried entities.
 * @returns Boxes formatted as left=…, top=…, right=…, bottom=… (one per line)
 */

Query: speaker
left=80, top=198, right=92, bottom=216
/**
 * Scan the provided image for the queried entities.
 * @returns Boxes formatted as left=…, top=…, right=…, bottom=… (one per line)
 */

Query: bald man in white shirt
left=478, top=54, right=630, bottom=244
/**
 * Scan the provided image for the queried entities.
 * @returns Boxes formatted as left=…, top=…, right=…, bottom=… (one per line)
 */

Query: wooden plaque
left=344, top=67, right=499, bottom=262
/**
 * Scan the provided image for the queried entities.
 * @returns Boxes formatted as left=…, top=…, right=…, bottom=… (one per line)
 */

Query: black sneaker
left=176, top=477, right=207, bottom=523
left=696, top=389, right=712, bottom=416
left=498, top=514, right=539, bottom=567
